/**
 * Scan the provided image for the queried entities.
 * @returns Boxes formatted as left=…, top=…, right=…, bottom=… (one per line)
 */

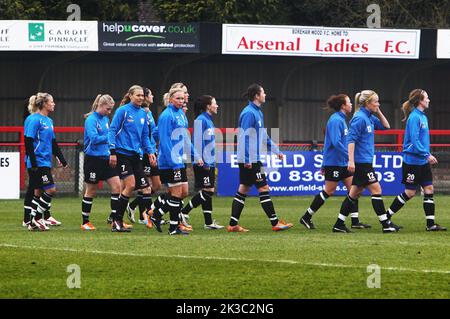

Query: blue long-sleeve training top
left=237, top=101, right=280, bottom=164
left=84, top=111, right=110, bottom=159
left=403, top=108, right=430, bottom=165
left=347, top=106, right=387, bottom=164
left=108, top=102, right=154, bottom=156
left=323, top=111, right=348, bottom=167
left=157, top=103, right=199, bottom=169
left=193, top=111, right=215, bottom=168
left=24, top=113, right=55, bottom=168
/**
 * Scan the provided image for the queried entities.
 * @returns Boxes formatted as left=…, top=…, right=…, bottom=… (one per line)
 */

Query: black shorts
left=238, top=162, right=268, bottom=188
left=402, top=163, right=433, bottom=189
left=28, top=167, right=54, bottom=190
left=84, top=155, right=118, bottom=184
left=117, top=153, right=149, bottom=189
left=352, top=163, right=378, bottom=187
left=142, top=155, right=160, bottom=177
left=194, top=165, right=216, bottom=189
left=324, top=166, right=353, bottom=182
left=159, top=168, right=188, bottom=186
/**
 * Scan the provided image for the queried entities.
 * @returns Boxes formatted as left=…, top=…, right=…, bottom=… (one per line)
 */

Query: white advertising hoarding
left=0, top=153, right=20, bottom=199
left=437, top=29, right=450, bottom=59
left=0, top=20, right=98, bottom=51
left=222, top=24, right=421, bottom=59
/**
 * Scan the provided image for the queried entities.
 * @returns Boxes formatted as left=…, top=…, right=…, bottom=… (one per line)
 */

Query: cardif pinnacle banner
left=217, top=151, right=404, bottom=196
left=99, top=22, right=200, bottom=52
left=0, top=20, right=98, bottom=51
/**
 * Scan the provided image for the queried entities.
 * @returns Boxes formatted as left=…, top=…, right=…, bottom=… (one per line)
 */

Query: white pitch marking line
left=1, top=243, right=449, bottom=274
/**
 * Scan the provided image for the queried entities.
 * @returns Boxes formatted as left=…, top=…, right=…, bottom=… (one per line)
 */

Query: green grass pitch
left=0, top=195, right=449, bottom=299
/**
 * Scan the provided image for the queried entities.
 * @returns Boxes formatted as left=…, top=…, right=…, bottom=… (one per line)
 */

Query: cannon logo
left=29, top=23, right=45, bottom=42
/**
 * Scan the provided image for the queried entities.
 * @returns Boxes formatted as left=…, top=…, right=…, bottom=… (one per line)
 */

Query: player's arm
left=240, top=112, right=255, bottom=165
left=347, top=142, right=355, bottom=173
left=346, top=118, right=363, bottom=173
left=108, top=108, right=124, bottom=167
left=52, top=139, right=68, bottom=167
left=407, top=116, right=430, bottom=158
left=24, top=119, right=39, bottom=169
left=263, top=127, right=281, bottom=157
left=373, top=110, right=390, bottom=129
left=24, top=137, right=37, bottom=169
left=329, top=121, right=346, bottom=151
left=141, top=115, right=155, bottom=155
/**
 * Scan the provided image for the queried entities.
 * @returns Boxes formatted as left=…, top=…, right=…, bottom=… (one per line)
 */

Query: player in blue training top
left=108, top=85, right=156, bottom=233
left=126, top=88, right=162, bottom=227
left=23, top=93, right=68, bottom=231
left=180, top=95, right=225, bottom=230
left=300, top=94, right=370, bottom=230
left=332, top=90, right=397, bottom=233
left=80, top=94, right=121, bottom=231
left=227, top=83, right=293, bottom=232
left=149, top=82, right=189, bottom=229
left=150, top=88, right=203, bottom=235
left=386, top=89, right=446, bottom=231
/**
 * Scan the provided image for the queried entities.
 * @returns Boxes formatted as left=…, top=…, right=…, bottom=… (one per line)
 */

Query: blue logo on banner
left=217, top=151, right=403, bottom=196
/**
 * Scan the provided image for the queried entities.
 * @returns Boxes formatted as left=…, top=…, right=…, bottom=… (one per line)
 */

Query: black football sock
left=423, top=193, right=435, bottom=227
left=116, top=194, right=130, bottom=222
left=259, top=191, right=278, bottom=226
left=129, top=192, right=142, bottom=210
left=23, top=188, right=34, bottom=224
left=306, top=190, right=330, bottom=218
left=40, top=192, right=53, bottom=219
left=371, top=194, right=389, bottom=227
left=31, top=195, right=40, bottom=219
left=152, top=193, right=169, bottom=220
left=142, top=193, right=153, bottom=219
left=387, top=192, right=410, bottom=217
left=230, top=192, right=246, bottom=226
left=200, top=191, right=214, bottom=225
left=181, top=191, right=204, bottom=214
left=167, top=196, right=182, bottom=233
left=152, top=193, right=166, bottom=211
left=81, top=196, right=93, bottom=224
left=109, top=193, right=119, bottom=220
left=335, top=194, right=356, bottom=226
left=350, top=199, right=360, bottom=224
left=35, top=192, right=52, bottom=220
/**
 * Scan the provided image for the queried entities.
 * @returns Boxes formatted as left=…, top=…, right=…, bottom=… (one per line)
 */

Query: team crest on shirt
left=258, top=120, right=262, bottom=127
left=40, top=119, right=49, bottom=129
left=367, top=125, right=372, bottom=133
left=141, top=118, right=145, bottom=124
left=175, top=116, right=184, bottom=126
left=106, top=123, right=109, bottom=129
left=344, top=129, right=348, bottom=135
left=127, top=115, right=134, bottom=122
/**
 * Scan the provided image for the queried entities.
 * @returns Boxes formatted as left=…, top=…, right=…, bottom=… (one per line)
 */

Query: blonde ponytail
left=354, top=92, right=362, bottom=112
left=84, top=94, right=102, bottom=118
left=163, top=92, right=170, bottom=107
left=28, top=92, right=51, bottom=114
left=28, top=95, right=38, bottom=114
